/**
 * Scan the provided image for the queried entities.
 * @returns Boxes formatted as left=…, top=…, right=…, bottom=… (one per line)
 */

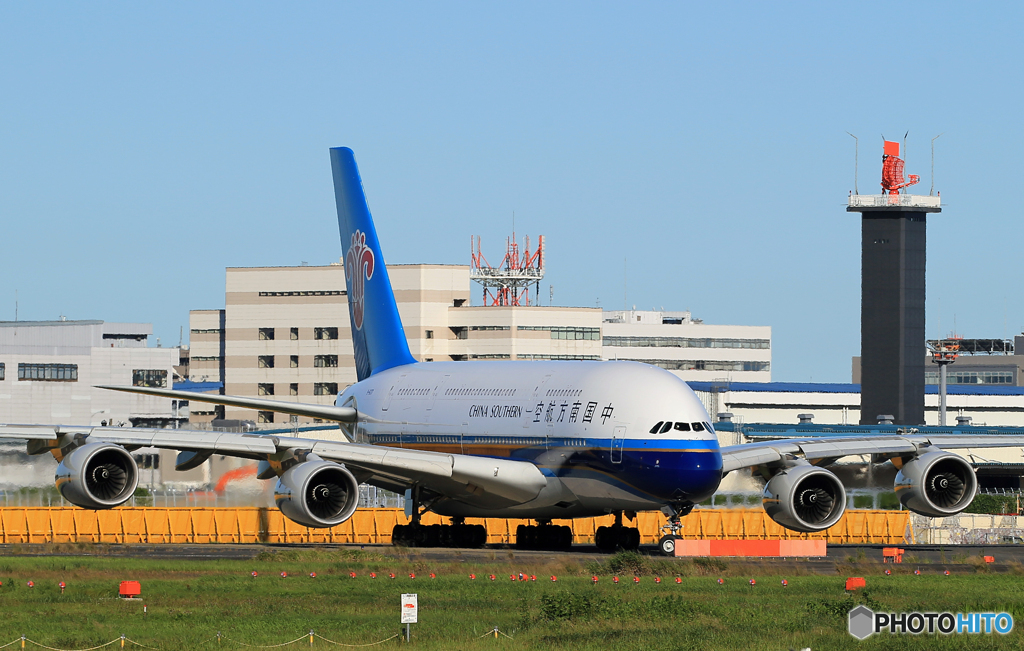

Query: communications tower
left=469, top=233, right=544, bottom=306
left=848, top=139, right=941, bottom=425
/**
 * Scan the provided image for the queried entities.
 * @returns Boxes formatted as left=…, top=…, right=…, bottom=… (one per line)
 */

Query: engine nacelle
left=55, top=443, right=139, bottom=509
left=274, top=458, right=359, bottom=528
left=762, top=463, right=846, bottom=532
left=895, top=450, right=977, bottom=517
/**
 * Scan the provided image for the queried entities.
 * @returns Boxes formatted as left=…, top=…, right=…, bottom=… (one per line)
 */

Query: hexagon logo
left=848, top=605, right=875, bottom=640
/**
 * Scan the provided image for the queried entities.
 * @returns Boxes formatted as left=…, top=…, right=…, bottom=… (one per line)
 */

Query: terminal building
left=0, top=320, right=180, bottom=427
left=185, top=263, right=772, bottom=425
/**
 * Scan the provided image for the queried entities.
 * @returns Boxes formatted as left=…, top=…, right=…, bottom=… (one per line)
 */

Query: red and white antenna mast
left=470, top=232, right=545, bottom=306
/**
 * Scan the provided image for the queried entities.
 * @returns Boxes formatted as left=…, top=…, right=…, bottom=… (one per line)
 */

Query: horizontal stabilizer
left=98, top=386, right=358, bottom=423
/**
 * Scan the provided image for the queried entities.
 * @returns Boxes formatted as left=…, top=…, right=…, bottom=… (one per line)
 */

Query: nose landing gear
left=657, top=502, right=693, bottom=556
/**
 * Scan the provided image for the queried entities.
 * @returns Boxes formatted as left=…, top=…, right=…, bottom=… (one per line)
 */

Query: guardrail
left=0, top=507, right=910, bottom=545
left=848, top=194, right=941, bottom=209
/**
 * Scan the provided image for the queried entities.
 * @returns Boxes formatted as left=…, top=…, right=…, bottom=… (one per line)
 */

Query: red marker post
left=59, top=582, right=66, bottom=594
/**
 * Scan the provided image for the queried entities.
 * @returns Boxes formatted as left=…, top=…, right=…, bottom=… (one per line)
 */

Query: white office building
left=0, top=320, right=180, bottom=427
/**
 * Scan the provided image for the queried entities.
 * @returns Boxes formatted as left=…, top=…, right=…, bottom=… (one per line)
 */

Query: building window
left=18, top=363, right=78, bottom=381
left=258, top=328, right=275, bottom=341
left=290, top=327, right=299, bottom=340
left=314, top=355, right=338, bottom=368
left=191, top=356, right=220, bottom=362
left=258, top=290, right=346, bottom=297
left=133, top=453, right=160, bottom=470
left=258, top=355, right=275, bottom=368
left=925, top=370, right=1014, bottom=385
left=315, top=327, right=339, bottom=340
left=518, top=326, right=600, bottom=340
left=290, top=383, right=299, bottom=396
left=0, top=363, right=4, bottom=381
left=623, top=358, right=770, bottom=373
left=517, top=354, right=601, bottom=361
left=258, top=410, right=274, bottom=423
left=451, top=327, right=468, bottom=340
left=602, top=336, right=770, bottom=349
left=469, top=354, right=511, bottom=360
left=290, top=355, right=299, bottom=368
left=190, top=328, right=222, bottom=334
left=314, top=382, right=338, bottom=396
left=426, top=330, right=434, bottom=339
left=258, top=383, right=275, bottom=396
left=132, top=369, right=168, bottom=388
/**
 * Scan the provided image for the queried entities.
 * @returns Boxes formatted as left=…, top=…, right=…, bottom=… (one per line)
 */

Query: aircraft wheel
left=559, top=525, right=573, bottom=549
left=595, top=526, right=611, bottom=551
left=626, top=527, right=641, bottom=550
left=659, top=535, right=677, bottom=556
left=515, top=524, right=529, bottom=549
left=392, top=524, right=407, bottom=546
left=472, top=524, right=487, bottom=548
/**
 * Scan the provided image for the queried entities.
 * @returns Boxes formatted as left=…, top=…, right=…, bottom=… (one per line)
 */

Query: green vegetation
left=0, top=549, right=1019, bottom=650
left=965, top=493, right=1021, bottom=515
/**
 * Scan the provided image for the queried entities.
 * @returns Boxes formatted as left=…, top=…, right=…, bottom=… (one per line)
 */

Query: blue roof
left=686, top=381, right=1024, bottom=396
left=172, top=381, right=224, bottom=393
left=687, top=381, right=859, bottom=393
left=716, top=422, right=1024, bottom=437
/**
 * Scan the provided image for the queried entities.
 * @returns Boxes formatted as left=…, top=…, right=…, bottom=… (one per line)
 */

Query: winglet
left=330, top=148, right=416, bottom=380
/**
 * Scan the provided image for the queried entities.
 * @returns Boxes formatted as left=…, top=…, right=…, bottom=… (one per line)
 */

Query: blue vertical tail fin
left=330, top=147, right=416, bottom=381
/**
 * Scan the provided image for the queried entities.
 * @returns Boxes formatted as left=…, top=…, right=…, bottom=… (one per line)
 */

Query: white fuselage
left=337, top=360, right=723, bottom=519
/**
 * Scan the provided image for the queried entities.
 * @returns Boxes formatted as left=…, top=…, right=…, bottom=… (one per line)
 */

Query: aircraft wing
left=720, top=434, right=1024, bottom=473
left=0, top=424, right=547, bottom=508
left=98, top=386, right=359, bottom=423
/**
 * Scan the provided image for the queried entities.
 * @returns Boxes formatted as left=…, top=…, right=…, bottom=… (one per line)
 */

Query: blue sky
left=2, top=2, right=1021, bottom=382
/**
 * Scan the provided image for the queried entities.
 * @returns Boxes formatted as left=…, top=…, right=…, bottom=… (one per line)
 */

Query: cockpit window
left=659, top=422, right=673, bottom=434
left=691, top=422, right=705, bottom=432
left=673, top=422, right=691, bottom=432
left=704, top=422, right=714, bottom=433
left=649, top=421, right=664, bottom=434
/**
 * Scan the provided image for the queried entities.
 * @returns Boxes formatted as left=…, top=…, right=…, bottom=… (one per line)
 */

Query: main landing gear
left=594, top=511, right=641, bottom=552
left=515, top=521, right=573, bottom=550
left=392, top=520, right=487, bottom=548
left=390, top=487, right=486, bottom=548
left=657, top=503, right=693, bottom=556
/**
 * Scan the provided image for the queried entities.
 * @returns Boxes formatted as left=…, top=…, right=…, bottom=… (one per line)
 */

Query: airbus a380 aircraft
left=3, top=147, right=1023, bottom=555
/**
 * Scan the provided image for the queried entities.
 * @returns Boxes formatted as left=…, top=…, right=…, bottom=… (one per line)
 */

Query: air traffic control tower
left=848, top=140, right=940, bottom=425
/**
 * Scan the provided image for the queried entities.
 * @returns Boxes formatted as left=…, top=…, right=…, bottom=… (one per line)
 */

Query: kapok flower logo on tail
left=345, top=230, right=375, bottom=330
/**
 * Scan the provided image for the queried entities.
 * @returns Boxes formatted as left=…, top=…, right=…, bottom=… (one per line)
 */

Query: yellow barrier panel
left=0, top=507, right=910, bottom=545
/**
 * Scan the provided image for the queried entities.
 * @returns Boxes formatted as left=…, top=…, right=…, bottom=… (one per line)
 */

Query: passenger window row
left=648, top=420, right=713, bottom=434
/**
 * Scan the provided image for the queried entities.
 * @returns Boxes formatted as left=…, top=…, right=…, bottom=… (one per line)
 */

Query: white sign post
left=401, top=593, right=418, bottom=642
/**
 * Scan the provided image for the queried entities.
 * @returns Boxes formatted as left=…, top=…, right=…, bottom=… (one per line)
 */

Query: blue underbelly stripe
left=368, top=434, right=720, bottom=452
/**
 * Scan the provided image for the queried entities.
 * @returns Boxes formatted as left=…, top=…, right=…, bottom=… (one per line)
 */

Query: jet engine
left=274, top=458, right=359, bottom=528
left=894, top=450, right=977, bottom=517
left=55, top=442, right=139, bottom=509
left=762, top=463, right=846, bottom=532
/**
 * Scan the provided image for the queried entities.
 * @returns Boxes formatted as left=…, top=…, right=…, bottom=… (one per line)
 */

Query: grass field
left=0, top=548, right=1021, bottom=650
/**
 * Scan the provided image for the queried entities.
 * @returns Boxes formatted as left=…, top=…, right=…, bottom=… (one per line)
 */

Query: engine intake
left=895, top=450, right=977, bottom=517
left=762, top=463, right=846, bottom=532
left=55, top=443, right=139, bottom=509
left=274, top=458, right=359, bottom=528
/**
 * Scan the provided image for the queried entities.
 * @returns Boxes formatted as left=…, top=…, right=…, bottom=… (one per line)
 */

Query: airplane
left=2, top=146, right=1023, bottom=556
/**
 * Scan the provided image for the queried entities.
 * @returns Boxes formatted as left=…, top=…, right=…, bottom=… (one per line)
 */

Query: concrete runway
left=1, top=542, right=1022, bottom=573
